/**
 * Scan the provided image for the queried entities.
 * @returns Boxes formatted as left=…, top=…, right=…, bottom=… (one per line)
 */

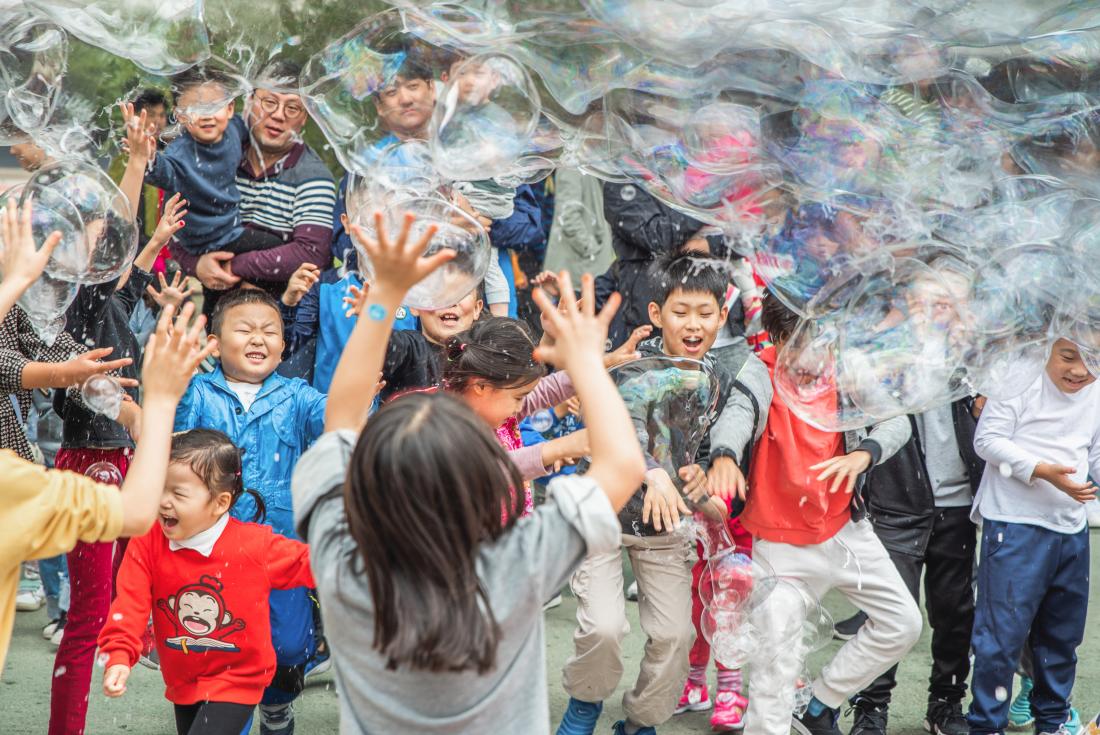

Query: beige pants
left=561, top=533, right=695, bottom=727
left=745, top=519, right=923, bottom=735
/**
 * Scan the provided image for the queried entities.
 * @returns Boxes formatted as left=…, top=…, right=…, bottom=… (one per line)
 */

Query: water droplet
left=995, top=686, right=1008, bottom=702
left=112, top=612, right=123, bottom=621
left=54, top=666, right=67, bottom=677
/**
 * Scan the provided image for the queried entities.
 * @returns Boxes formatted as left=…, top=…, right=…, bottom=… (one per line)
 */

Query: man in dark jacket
left=843, top=398, right=985, bottom=735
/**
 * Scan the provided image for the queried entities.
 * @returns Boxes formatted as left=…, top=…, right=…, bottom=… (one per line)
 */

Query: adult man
left=172, top=61, right=337, bottom=313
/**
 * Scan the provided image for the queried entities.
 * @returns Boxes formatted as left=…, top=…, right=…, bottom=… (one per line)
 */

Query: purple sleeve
left=172, top=247, right=201, bottom=277
left=229, top=224, right=333, bottom=282
left=509, top=444, right=550, bottom=481
left=519, top=370, right=576, bottom=418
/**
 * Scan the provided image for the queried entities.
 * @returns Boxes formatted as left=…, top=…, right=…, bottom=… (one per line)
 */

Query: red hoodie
left=98, top=518, right=314, bottom=705
left=740, top=346, right=848, bottom=545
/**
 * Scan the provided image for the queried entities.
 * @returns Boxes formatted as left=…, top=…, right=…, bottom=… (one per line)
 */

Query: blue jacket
left=490, top=184, right=544, bottom=318
left=173, top=366, right=326, bottom=538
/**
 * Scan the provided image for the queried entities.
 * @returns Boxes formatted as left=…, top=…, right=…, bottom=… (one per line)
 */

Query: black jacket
left=380, top=330, right=444, bottom=402
left=53, top=269, right=151, bottom=449
left=861, top=398, right=985, bottom=556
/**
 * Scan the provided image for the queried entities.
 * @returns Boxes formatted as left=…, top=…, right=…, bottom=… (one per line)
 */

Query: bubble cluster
left=1, top=1, right=1098, bottom=420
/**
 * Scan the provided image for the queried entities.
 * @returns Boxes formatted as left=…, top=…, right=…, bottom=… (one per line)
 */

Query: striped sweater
left=174, top=143, right=337, bottom=283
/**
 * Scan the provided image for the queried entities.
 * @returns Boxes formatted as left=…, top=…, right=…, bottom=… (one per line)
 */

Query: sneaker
left=924, top=699, right=968, bottom=735
left=49, top=624, right=64, bottom=650
left=1008, top=676, right=1034, bottom=730
left=139, top=647, right=160, bottom=671
left=1038, top=726, right=1073, bottom=735
left=848, top=700, right=888, bottom=735
left=1065, top=708, right=1081, bottom=735
left=793, top=702, right=842, bottom=735
left=555, top=698, right=603, bottom=735
left=259, top=702, right=294, bottom=735
left=544, top=593, right=563, bottom=611
left=304, top=639, right=332, bottom=680
left=833, top=611, right=868, bottom=641
left=611, top=721, right=655, bottom=735
left=16, top=586, right=45, bottom=612
left=42, top=611, right=66, bottom=640
left=626, top=581, right=639, bottom=602
left=711, top=690, right=748, bottom=731
left=675, top=681, right=712, bottom=714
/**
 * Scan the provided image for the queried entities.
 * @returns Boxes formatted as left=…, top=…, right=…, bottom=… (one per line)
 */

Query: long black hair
left=170, top=429, right=265, bottom=523
left=344, top=392, right=524, bottom=673
left=441, top=316, right=546, bottom=393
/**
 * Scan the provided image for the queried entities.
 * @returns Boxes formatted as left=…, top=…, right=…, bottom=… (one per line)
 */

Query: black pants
left=859, top=506, right=977, bottom=707
left=174, top=702, right=253, bottom=735
left=195, top=227, right=286, bottom=322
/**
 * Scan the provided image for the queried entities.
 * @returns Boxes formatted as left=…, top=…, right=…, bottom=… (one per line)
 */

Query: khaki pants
left=745, top=519, right=923, bottom=735
left=561, top=533, right=695, bottom=727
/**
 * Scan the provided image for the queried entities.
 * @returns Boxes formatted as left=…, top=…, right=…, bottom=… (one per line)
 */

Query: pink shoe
left=710, top=690, right=748, bottom=731
left=675, top=681, right=712, bottom=714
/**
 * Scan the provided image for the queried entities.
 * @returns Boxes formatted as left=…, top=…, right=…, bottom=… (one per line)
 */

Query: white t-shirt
left=225, top=379, right=262, bottom=412
left=972, top=373, right=1100, bottom=533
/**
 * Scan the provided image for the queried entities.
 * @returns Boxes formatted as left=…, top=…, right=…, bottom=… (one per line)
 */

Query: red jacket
left=740, top=346, right=848, bottom=545
left=98, top=518, right=314, bottom=705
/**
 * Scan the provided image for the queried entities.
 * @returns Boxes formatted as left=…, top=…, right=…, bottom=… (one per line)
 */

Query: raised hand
left=0, top=197, right=62, bottom=291
left=119, top=101, right=157, bottom=163
left=146, top=270, right=195, bottom=312
left=348, top=212, right=448, bottom=297
left=141, top=303, right=218, bottom=406
left=281, top=262, right=321, bottom=308
left=531, top=271, right=619, bottom=373
left=149, top=193, right=187, bottom=248
left=604, top=324, right=652, bottom=369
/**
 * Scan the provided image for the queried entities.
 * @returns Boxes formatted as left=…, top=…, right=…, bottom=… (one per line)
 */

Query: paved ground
left=5, top=537, right=1100, bottom=734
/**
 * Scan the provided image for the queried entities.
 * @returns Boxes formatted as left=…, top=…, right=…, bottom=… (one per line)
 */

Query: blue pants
left=967, top=519, right=1089, bottom=735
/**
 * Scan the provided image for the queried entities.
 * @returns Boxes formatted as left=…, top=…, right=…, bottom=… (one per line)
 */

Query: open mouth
left=682, top=336, right=704, bottom=352
left=438, top=312, right=460, bottom=327
left=245, top=351, right=267, bottom=363
left=160, top=515, right=178, bottom=530
left=183, top=617, right=212, bottom=636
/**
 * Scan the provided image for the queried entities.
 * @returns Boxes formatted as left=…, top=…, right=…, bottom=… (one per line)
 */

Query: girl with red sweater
left=97, top=429, right=314, bottom=735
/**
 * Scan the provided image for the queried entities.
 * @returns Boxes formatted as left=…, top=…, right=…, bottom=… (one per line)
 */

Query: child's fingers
left=579, top=273, right=596, bottom=317
left=597, top=291, right=622, bottom=330
left=555, top=271, right=578, bottom=313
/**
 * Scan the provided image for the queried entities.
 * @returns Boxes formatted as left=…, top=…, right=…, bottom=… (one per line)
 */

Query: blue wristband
left=367, top=303, right=388, bottom=321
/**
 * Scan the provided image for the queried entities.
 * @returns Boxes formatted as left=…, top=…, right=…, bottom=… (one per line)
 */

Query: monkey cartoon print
left=156, top=575, right=246, bottom=653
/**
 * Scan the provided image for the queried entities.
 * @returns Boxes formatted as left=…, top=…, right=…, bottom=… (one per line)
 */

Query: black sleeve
left=115, top=269, right=155, bottom=318
left=63, top=280, right=118, bottom=343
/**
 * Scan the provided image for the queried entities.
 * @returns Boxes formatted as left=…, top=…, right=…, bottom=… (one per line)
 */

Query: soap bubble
left=353, top=196, right=490, bottom=310
left=0, top=10, right=67, bottom=143
left=606, top=356, right=719, bottom=534
left=13, top=161, right=136, bottom=286
left=81, top=373, right=123, bottom=420
left=431, top=53, right=541, bottom=181
left=24, top=0, right=209, bottom=76
left=85, top=460, right=123, bottom=486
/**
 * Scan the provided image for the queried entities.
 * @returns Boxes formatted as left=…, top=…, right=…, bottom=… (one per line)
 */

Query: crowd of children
left=3, top=59, right=1100, bottom=735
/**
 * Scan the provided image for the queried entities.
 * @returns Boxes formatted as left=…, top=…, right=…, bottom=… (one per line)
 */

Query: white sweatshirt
left=972, top=373, right=1100, bottom=533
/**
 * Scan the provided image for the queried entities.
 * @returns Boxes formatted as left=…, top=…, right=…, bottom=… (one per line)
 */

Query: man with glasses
left=172, top=60, right=337, bottom=316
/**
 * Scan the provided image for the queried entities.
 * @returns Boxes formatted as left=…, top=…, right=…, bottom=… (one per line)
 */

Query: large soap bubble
left=25, top=0, right=209, bottom=76
left=18, top=160, right=137, bottom=285
left=353, top=196, right=491, bottom=310
left=0, top=9, right=67, bottom=144
left=431, top=53, right=541, bottom=182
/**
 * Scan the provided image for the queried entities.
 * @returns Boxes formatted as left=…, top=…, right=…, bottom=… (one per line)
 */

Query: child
left=442, top=317, right=592, bottom=508
left=290, top=210, right=646, bottom=734
left=173, top=287, right=326, bottom=733
left=966, top=338, right=1100, bottom=735
left=98, top=429, right=315, bottom=735
left=0, top=198, right=215, bottom=666
left=739, top=292, right=920, bottom=735
left=557, top=253, right=768, bottom=735
left=47, top=194, right=188, bottom=735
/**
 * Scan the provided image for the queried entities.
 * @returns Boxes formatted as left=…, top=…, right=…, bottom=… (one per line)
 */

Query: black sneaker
left=793, top=704, right=843, bottom=735
left=833, top=611, right=868, bottom=641
left=924, top=699, right=968, bottom=735
left=848, top=699, right=888, bottom=735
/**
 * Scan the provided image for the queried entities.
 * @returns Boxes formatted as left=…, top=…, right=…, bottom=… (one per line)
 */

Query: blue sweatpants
left=967, top=519, right=1089, bottom=735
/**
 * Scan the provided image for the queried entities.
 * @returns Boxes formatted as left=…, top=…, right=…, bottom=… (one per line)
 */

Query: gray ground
left=4, top=540, right=1100, bottom=734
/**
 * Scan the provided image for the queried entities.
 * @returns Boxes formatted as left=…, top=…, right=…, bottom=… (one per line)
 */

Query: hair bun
left=444, top=336, right=467, bottom=362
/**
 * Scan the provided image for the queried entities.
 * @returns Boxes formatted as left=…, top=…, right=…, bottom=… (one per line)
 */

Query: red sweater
left=740, top=346, right=847, bottom=545
left=97, top=518, right=314, bottom=705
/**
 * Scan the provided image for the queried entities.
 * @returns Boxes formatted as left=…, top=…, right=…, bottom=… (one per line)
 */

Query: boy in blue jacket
left=173, top=287, right=325, bottom=734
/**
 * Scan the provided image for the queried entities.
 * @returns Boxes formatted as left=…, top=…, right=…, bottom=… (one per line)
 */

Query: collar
left=169, top=513, right=230, bottom=557
left=211, top=365, right=286, bottom=402
left=239, top=141, right=304, bottom=180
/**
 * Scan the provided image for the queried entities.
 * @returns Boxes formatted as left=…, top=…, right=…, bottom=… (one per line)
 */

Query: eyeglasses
left=256, top=93, right=305, bottom=120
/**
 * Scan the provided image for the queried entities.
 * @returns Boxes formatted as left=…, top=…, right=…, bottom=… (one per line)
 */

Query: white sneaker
left=16, top=586, right=45, bottom=612
left=50, top=626, right=64, bottom=650
left=42, top=618, right=63, bottom=639
left=626, top=581, right=639, bottom=602
left=543, top=593, right=563, bottom=611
